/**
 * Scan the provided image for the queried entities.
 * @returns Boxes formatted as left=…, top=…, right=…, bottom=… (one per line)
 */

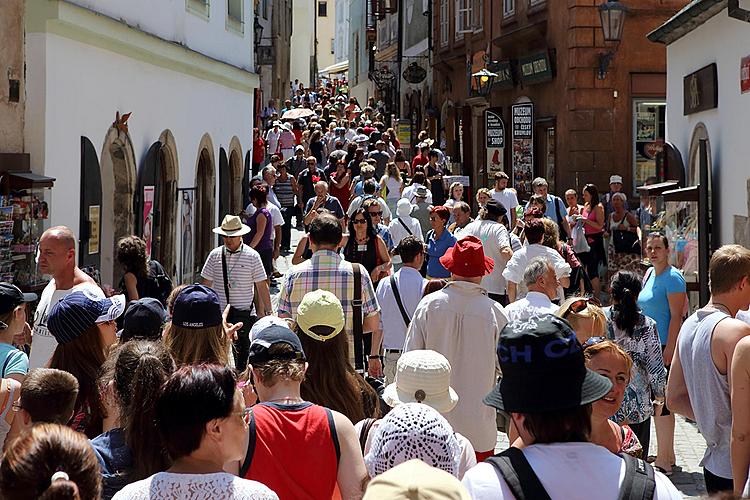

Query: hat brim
left=483, top=368, right=613, bottom=413
left=96, top=294, right=127, bottom=323
left=212, top=224, right=251, bottom=237
left=382, top=383, right=459, bottom=414
left=21, top=292, right=37, bottom=303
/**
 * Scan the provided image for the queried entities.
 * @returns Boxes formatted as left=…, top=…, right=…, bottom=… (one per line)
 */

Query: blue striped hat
left=47, top=290, right=126, bottom=345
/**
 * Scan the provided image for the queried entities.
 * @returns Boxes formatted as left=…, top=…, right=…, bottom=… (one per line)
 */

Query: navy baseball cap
left=484, top=314, right=612, bottom=413
left=47, top=290, right=126, bottom=345
left=121, top=298, right=166, bottom=342
left=171, top=284, right=222, bottom=329
left=0, top=283, right=37, bottom=318
left=247, top=324, right=306, bottom=365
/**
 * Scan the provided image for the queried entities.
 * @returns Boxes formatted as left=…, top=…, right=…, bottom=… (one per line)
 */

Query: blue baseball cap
left=247, top=324, right=306, bottom=365
left=171, top=284, right=222, bottom=329
left=47, top=289, right=126, bottom=345
left=121, top=298, right=166, bottom=342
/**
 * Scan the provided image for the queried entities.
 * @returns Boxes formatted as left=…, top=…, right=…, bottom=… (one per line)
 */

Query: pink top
left=582, top=204, right=603, bottom=235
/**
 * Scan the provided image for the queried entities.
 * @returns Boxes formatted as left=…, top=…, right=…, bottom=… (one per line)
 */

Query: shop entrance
left=194, top=146, right=215, bottom=278
left=79, top=137, right=102, bottom=279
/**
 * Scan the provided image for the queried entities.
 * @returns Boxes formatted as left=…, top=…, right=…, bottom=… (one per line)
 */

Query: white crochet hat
left=364, top=403, right=462, bottom=478
left=382, top=350, right=459, bottom=413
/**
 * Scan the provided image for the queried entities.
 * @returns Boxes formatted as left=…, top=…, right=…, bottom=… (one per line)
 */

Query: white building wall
left=317, top=0, right=336, bottom=72
left=66, top=0, right=255, bottom=71
left=290, top=0, right=315, bottom=86
left=663, top=11, right=750, bottom=245
left=334, top=0, right=349, bottom=64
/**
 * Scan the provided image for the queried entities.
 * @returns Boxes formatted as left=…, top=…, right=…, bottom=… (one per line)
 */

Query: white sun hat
left=382, top=350, right=459, bottom=413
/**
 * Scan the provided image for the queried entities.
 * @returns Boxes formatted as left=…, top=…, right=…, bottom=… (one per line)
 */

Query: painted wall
left=25, top=32, right=254, bottom=282
left=290, top=0, right=315, bottom=86
left=334, top=0, right=349, bottom=64
left=317, top=0, right=336, bottom=72
left=0, top=0, right=25, bottom=152
left=67, top=0, right=255, bottom=71
left=663, top=11, right=750, bottom=245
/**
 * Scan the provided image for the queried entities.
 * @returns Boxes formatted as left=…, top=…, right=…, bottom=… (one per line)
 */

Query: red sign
left=742, top=56, right=750, bottom=94
left=643, top=140, right=664, bottom=160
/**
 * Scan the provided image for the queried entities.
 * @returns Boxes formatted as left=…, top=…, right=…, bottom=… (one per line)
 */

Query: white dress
left=112, top=472, right=278, bottom=500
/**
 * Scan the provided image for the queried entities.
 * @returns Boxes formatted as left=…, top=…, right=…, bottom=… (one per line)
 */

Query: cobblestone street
left=272, top=227, right=708, bottom=498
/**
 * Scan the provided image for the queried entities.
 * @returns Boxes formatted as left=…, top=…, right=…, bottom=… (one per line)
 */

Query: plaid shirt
left=278, top=250, right=380, bottom=336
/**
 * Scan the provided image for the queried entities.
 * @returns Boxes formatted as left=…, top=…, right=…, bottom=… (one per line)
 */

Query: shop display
left=0, top=191, right=51, bottom=291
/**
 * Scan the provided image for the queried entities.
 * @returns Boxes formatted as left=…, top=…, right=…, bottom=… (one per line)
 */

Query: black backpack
left=142, top=260, right=173, bottom=307
left=486, top=447, right=656, bottom=500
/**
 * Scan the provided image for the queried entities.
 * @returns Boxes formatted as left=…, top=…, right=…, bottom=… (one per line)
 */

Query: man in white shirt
left=201, top=215, right=271, bottom=371
left=503, top=218, right=570, bottom=302
left=462, top=199, right=513, bottom=304
left=28, top=227, right=103, bottom=369
left=261, top=166, right=281, bottom=209
left=264, top=121, right=282, bottom=160
left=375, top=237, right=427, bottom=383
left=388, top=199, right=423, bottom=272
left=462, top=315, right=682, bottom=499
left=401, top=172, right=433, bottom=204
left=503, top=257, right=560, bottom=322
left=489, top=171, right=519, bottom=229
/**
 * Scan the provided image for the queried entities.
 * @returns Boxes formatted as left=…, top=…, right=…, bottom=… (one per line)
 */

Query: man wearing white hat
left=200, top=214, right=272, bottom=371
left=264, top=121, right=282, bottom=162
left=604, top=174, right=628, bottom=219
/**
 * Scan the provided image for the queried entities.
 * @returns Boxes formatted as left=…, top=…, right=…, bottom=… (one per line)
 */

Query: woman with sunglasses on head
left=340, top=208, right=391, bottom=284
left=112, top=365, right=278, bottom=500
left=583, top=339, right=642, bottom=458
left=557, top=296, right=607, bottom=346
left=47, top=290, right=126, bottom=438
left=604, top=271, right=666, bottom=465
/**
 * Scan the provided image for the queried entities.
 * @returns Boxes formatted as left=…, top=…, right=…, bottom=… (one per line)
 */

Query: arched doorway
left=100, top=127, right=137, bottom=288
left=228, top=136, right=244, bottom=213
left=194, top=135, right=216, bottom=277
left=79, top=137, right=102, bottom=277
left=135, top=131, right=179, bottom=277
left=218, top=147, right=231, bottom=245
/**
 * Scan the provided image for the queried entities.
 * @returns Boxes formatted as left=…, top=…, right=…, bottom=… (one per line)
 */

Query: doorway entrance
left=80, top=137, right=102, bottom=278
left=195, top=145, right=215, bottom=278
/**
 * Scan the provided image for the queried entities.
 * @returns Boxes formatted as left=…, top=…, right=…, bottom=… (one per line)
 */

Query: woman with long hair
left=394, top=149, right=410, bottom=179
left=246, top=185, right=275, bottom=279
left=341, top=208, right=391, bottom=284
left=47, top=290, right=125, bottom=439
left=329, top=160, right=352, bottom=214
left=574, top=183, right=606, bottom=298
left=557, top=297, right=606, bottom=346
left=541, top=218, right=589, bottom=297
left=92, top=341, right=175, bottom=499
left=583, top=339, right=642, bottom=457
left=116, top=236, right=150, bottom=302
left=604, top=271, right=666, bottom=462
left=113, top=365, right=277, bottom=499
left=293, top=290, right=380, bottom=423
left=380, top=162, right=403, bottom=216
left=0, top=423, right=102, bottom=500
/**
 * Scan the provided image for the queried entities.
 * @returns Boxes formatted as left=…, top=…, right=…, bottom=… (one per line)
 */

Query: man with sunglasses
left=502, top=257, right=559, bottom=322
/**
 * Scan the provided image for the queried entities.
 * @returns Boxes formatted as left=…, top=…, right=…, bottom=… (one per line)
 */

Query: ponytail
left=40, top=476, right=80, bottom=500
left=610, top=271, right=642, bottom=335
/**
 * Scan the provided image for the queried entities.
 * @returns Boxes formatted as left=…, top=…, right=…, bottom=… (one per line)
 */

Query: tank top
left=0, top=379, right=16, bottom=447
left=274, top=178, right=295, bottom=208
left=248, top=208, right=274, bottom=251
left=344, top=235, right=378, bottom=274
left=678, top=309, right=732, bottom=478
left=609, top=211, right=632, bottom=232
left=582, top=204, right=603, bottom=235
left=384, top=176, right=402, bottom=200
left=242, top=402, right=340, bottom=499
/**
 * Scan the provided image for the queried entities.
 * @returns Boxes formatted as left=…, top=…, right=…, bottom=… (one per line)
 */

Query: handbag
left=571, top=222, right=590, bottom=254
left=613, top=230, right=641, bottom=254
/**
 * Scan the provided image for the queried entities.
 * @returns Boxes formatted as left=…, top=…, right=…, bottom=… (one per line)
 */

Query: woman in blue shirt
left=426, top=206, right=457, bottom=279
left=637, top=232, right=687, bottom=475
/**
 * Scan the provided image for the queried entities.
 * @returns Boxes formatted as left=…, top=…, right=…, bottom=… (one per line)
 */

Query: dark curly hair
left=116, top=236, right=149, bottom=276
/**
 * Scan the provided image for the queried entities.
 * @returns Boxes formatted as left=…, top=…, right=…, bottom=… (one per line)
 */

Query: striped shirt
left=201, top=244, right=267, bottom=313
left=274, top=178, right=296, bottom=208
left=278, top=250, right=380, bottom=336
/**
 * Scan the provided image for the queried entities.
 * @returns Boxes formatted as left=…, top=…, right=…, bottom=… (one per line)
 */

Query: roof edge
left=648, top=0, right=727, bottom=45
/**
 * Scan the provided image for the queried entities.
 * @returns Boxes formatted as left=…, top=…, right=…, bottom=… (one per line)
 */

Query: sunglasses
left=562, top=298, right=591, bottom=318
left=368, top=211, right=383, bottom=217
left=582, top=336, right=607, bottom=349
left=353, top=218, right=368, bottom=224
left=233, top=407, right=253, bottom=425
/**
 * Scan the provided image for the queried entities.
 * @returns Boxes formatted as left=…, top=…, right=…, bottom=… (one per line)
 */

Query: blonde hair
left=476, top=188, right=491, bottom=202
left=584, top=339, right=633, bottom=381
left=252, top=343, right=306, bottom=387
left=386, top=162, right=401, bottom=181
left=541, top=218, right=560, bottom=248
left=557, top=297, right=606, bottom=339
left=709, top=244, right=750, bottom=295
left=163, top=324, right=230, bottom=366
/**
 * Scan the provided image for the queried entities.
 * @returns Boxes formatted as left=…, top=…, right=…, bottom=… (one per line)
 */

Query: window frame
left=472, top=0, right=483, bottom=33
left=318, top=0, right=328, bottom=17
left=503, top=0, right=515, bottom=17
left=455, top=0, right=473, bottom=40
left=226, top=0, right=244, bottom=35
left=439, top=0, right=449, bottom=47
left=186, top=0, right=210, bottom=20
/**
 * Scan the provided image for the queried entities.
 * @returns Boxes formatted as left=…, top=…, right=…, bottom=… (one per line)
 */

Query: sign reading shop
left=486, top=110, right=505, bottom=148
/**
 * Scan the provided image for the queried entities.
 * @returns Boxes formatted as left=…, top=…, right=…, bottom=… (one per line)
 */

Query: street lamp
left=253, top=15, right=263, bottom=49
left=597, top=0, right=629, bottom=79
left=472, top=68, right=497, bottom=97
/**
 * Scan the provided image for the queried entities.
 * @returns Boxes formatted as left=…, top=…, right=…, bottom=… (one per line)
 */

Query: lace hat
left=364, top=403, right=461, bottom=478
left=382, top=350, right=459, bottom=413
left=363, top=459, right=471, bottom=500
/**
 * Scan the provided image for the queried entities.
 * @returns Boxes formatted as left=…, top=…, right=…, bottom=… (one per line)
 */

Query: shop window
left=440, top=0, right=449, bottom=46
left=186, top=0, right=210, bottom=20
left=227, top=0, right=243, bottom=34
left=633, top=100, right=666, bottom=190
left=318, top=1, right=328, bottom=17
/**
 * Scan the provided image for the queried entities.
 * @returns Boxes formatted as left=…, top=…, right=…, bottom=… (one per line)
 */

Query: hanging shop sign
left=488, top=60, right=514, bottom=90
left=742, top=56, right=750, bottom=94
left=402, top=62, right=427, bottom=84
left=511, top=103, right=534, bottom=197
left=683, top=63, right=718, bottom=115
left=518, top=51, right=554, bottom=85
left=486, top=109, right=505, bottom=176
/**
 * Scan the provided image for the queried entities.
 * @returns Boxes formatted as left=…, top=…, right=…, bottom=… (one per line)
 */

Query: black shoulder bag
left=389, top=275, right=411, bottom=326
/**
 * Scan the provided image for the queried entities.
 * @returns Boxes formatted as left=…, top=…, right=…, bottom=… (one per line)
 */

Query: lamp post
left=597, top=0, right=629, bottom=80
left=253, top=15, right=263, bottom=50
left=472, top=68, right=497, bottom=97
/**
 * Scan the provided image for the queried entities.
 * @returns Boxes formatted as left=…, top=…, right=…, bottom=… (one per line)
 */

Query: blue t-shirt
left=91, top=428, right=133, bottom=500
left=0, top=343, right=28, bottom=377
left=638, top=266, right=686, bottom=345
left=426, top=229, right=457, bottom=279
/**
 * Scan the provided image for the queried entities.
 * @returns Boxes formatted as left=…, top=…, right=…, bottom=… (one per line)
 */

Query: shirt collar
left=525, top=291, right=554, bottom=306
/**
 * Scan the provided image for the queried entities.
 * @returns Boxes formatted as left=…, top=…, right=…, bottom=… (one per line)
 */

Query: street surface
left=272, top=226, right=707, bottom=498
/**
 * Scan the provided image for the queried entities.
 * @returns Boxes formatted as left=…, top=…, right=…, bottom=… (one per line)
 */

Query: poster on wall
left=511, top=103, right=534, bottom=198
left=142, top=186, right=155, bottom=259
left=88, top=206, right=100, bottom=255
left=741, top=56, right=750, bottom=94
left=397, top=119, right=412, bottom=151
left=179, top=189, right=195, bottom=285
left=486, top=109, right=505, bottom=178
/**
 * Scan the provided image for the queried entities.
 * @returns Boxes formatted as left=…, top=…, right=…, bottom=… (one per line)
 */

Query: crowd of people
left=0, top=85, right=749, bottom=500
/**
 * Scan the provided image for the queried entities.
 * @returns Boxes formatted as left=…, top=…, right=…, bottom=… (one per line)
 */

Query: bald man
left=28, top=226, right=103, bottom=369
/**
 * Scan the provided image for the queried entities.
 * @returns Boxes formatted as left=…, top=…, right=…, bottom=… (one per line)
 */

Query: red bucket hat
left=439, top=235, right=494, bottom=278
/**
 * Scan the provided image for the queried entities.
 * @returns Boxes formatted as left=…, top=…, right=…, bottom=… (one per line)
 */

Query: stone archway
left=687, top=123, right=711, bottom=188
left=158, top=130, right=179, bottom=277
left=194, top=134, right=216, bottom=275
left=228, top=136, right=244, bottom=213
left=100, top=127, right=137, bottom=288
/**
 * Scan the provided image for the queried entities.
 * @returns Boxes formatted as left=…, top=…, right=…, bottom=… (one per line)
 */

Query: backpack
left=142, top=260, right=173, bottom=307
left=486, top=447, right=656, bottom=500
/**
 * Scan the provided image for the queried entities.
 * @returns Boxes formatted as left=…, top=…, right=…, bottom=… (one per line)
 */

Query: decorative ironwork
left=370, top=65, right=397, bottom=91
left=402, top=62, right=427, bottom=84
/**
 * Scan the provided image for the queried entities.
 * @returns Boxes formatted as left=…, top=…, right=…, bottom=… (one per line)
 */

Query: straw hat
left=212, top=215, right=251, bottom=237
left=382, top=350, right=459, bottom=413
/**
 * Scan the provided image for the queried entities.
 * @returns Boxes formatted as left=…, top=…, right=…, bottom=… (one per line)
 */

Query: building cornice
left=26, top=0, right=259, bottom=92
left=647, top=0, right=727, bottom=45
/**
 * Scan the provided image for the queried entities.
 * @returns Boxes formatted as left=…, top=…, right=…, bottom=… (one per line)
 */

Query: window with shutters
left=227, top=0, right=243, bottom=34
left=186, top=0, right=210, bottom=20
left=440, top=0, right=449, bottom=47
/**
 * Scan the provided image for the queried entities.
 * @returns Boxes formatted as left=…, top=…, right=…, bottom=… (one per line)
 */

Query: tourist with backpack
left=525, top=177, right=571, bottom=242
left=116, top=236, right=173, bottom=307
left=462, top=315, right=681, bottom=499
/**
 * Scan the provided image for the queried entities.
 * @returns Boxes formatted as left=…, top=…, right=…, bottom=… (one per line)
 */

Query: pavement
left=272, top=225, right=709, bottom=499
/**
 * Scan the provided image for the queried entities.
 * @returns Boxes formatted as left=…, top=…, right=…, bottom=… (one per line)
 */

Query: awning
left=319, top=60, right=349, bottom=76
left=5, top=172, right=56, bottom=189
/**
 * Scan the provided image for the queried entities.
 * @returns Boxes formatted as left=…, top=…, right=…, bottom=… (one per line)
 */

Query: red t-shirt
left=253, top=138, right=265, bottom=163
